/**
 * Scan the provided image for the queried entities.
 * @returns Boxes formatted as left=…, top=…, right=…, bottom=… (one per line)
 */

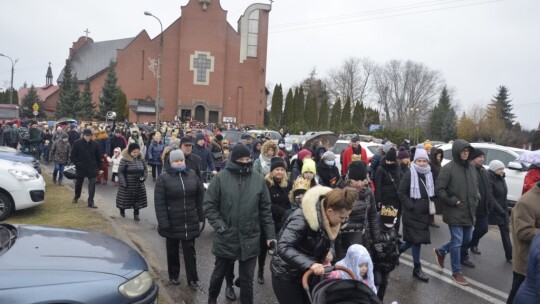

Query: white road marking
left=400, top=253, right=508, bottom=303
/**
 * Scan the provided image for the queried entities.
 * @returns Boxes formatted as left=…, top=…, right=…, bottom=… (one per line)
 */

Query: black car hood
left=0, top=225, right=147, bottom=278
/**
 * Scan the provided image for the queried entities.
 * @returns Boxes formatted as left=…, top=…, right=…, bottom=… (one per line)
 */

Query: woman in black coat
left=316, top=151, right=340, bottom=188
left=270, top=186, right=355, bottom=304
left=487, top=160, right=512, bottom=262
left=116, top=143, right=148, bottom=221
left=154, top=149, right=205, bottom=288
left=398, top=148, right=434, bottom=282
left=374, top=148, right=402, bottom=230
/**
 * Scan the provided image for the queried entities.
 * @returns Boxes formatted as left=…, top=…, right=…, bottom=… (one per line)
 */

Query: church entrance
left=181, top=109, right=192, bottom=122
left=195, top=105, right=205, bottom=122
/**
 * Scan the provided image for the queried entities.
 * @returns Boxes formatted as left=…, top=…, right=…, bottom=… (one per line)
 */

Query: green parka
left=436, top=139, right=480, bottom=226
left=203, top=161, right=276, bottom=261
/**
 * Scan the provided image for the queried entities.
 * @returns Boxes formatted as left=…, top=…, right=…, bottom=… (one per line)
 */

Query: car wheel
left=0, top=193, right=14, bottom=221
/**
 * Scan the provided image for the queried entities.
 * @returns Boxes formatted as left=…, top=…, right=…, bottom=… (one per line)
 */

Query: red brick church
left=59, top=0, right=271, bottom=126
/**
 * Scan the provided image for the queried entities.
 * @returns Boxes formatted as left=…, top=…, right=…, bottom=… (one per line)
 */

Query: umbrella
left=516, top=150, right=540, bottom=165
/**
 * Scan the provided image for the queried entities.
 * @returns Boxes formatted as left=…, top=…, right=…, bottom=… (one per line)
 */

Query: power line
left=270, top=0, right=502, bottom=34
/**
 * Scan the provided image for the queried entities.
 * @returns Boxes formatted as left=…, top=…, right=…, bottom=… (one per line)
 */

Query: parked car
left=438, top=142, right=528, bottom=208
left=0, top=146, right=41, bottom=174
left=221, top=130, right=244, bottom=145
left=0, top=223, right=159, bottom=303
left=246, top=130, right=283, bottom=142
left=331, top=140, right=383, bottom=173
left=284, top=135, right=306, bottom=154
left=0, top=159, right=45, bottom=221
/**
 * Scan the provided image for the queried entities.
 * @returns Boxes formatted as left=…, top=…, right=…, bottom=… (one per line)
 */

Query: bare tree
left=326, top=57, right=375, bottom=107
left=372, top=59, right=444, bottom=125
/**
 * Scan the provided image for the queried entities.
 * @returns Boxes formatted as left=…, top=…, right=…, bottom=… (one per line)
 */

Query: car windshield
left=331, top=142, right=349, bottom=155
left=0, top=225, right=17, bottom=255
left=367, top=146, right=380, bottom=155
left=285, top=135, right=304, bottom=144
left=222, top=131, right=242, bottom=144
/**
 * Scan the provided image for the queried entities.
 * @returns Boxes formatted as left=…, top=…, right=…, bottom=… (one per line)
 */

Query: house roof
left=18, top=85, right=60, bottom=107
left=57, top=37, right=135, bottom=83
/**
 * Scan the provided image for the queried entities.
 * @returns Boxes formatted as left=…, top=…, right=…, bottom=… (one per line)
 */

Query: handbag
left=212, top=151, right=223, bottom=160
left=419, top=178, right=436, bottom=215
left=64, top=165, right=77, bottom=180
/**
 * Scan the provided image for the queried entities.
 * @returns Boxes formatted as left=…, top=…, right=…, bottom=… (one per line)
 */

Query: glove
left=373, top=243, right=386, bottom=260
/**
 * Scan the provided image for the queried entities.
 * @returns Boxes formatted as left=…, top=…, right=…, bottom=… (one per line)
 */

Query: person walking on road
left=398, top=148, right=434, bottom=283
left=506, top=181, right=540, bottom=304
left=70, top=129, right=102, bottom=208
left=116, top=143, right=148, bottom=221
left=49, top=133, right=71, bottom=186
left=147, top=132, right=165, bottom=181
left=91, top=125, right=111, bottom=185
left=487, top=160, right=512, bottom=263
left=154, top=149, right=205, bottom=289
left=461, top=149, right=494, bottom=268
left=203, top=143, right=276, bottom=304
left=433, top=139, right=479, bottom=286
left=513, top=232, right=540, bottom=304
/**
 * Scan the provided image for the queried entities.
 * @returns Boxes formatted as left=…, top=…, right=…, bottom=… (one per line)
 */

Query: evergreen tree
left=282, top=88, right=294, bottom=126
left=352, top=101, right=364, bottom=131
left=20, top=85, right=45, bottom=119
left=270, top=84, right=283, bottom=127
left=98, top=60, right=119, bottom=120
left=304, top=91, right=318, bottom=130
left=487, top=85, right=515, bottom=130
left=318, top=98, right=329, bottom=130
left=429, top=87, right=457, bottom=142
left=114, top=89, right=128, bottom=122
left=293, top=86, right=305, bottom=124
left=341, top=96, right=352, bottom=131
left=56, top=60, right=77, bottom=119
left=329, top=98, right=342, bottom=132
left=364, top=107, right=380, bottom=126
left=77, top=80, right=95, bottom=120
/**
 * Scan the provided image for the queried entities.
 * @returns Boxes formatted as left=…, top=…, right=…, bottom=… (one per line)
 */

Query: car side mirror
left=508, top=161, right=524, bottom=171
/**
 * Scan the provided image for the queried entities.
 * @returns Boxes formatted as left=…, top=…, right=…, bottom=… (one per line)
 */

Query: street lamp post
left=0, top=53, right=19, bottom=105
left=144, top=11, right=164, bottom=128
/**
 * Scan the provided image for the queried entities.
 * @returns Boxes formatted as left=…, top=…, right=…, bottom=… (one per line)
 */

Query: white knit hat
left=489, top=160, right=505, bottom=171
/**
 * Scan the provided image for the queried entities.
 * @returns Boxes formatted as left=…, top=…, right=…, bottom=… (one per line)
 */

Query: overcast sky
left=1, top=0, right=538, bottom=129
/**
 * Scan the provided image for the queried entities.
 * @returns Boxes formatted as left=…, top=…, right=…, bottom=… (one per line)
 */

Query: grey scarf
left=410, top=163, right=434, bottom=199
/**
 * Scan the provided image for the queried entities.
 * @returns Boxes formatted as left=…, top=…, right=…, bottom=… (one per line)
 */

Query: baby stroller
left=302, top=265, right=381, bottom=304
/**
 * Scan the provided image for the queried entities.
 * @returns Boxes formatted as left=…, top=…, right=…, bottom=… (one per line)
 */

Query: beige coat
left=510, top=182, right=540, bottom=275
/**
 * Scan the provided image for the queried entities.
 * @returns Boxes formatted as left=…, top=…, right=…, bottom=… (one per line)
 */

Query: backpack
left=19, top=127, right=30, bottom=142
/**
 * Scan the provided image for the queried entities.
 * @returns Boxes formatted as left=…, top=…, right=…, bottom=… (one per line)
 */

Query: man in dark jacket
left=433, top=139, right=479, bottom=286
left=203, top=143, right=276, bottom=304
left=192, top=133, right=216, bottom=181
left=180, top=136, right=202, bottom=181
left=27, top=121, right=41, bottom=159
left=67, top=124, right=80, bottom=146
left=109, top=129, right=127, bottom=155
left=91, top=126, right=111, bottom=185
left=461, top=149, right=494, bottom=268
left=70, top=129, right=102, bottom=208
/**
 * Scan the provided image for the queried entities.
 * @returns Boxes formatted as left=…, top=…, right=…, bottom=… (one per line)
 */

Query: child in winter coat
left=107, top=147, right=123, bottom=186
left=327, top=244, right=378, bottom=295
left=372, top=205, right=400, bottom=301
left=301, top=158, right=319, bottom=187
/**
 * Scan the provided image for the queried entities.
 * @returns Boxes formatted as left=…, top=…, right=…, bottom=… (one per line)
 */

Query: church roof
left=57, top=37, right=134, bottom=83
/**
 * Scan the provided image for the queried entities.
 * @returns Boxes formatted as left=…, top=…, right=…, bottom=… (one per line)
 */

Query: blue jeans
left=438, top=225, right=473, bottom=274
left=400, top=242, right=421, bottom=264
left=53, top=163, right=65, bottom=181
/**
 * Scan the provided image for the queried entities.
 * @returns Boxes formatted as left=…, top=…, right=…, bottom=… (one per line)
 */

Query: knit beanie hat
left=169, top=149, right=185, bottom=163
left=195, top=133, right=205, bottom=142
left=348, top=161, right=367, bottom=180
left=215, top=134, right=224, bottom=141
left=424, top=141, right=433, bottom=151
left=128, top=143, right=140, bottom=153
left=386, top=148, right=397, bottom=162
left=413, top=148, right=429, bottom=161
left=301, top=159, right=316, bottom=175
left=61, top=133, right=69, bottom=139
left=297, top=149, right=312, bottom=161
left=231, top=143, right=251, bottom=162
left=270, top=157, right=286, bottom=172
left=322, top=151, right=336, bottom=161
left=470, top=148, right=485, bottom=160
left=397, top=147, right=410, bottom=160
left=489, top=160, right=505, bottom=171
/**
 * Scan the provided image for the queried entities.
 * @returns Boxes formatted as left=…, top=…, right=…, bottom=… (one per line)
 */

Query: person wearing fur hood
left=253, top=140, right=279, bottom=176
left=270, top=186, right=356, bottom=303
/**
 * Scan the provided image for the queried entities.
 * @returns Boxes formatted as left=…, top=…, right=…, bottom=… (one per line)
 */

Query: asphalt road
left=47, top=163, right=514, bottom=304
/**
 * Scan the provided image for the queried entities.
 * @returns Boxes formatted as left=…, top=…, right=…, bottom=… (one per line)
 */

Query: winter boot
left=257, top=268, right=264, bottom=284
left=413, top=263, right=429, bottom=282
left=134, top=210, right=140, bottom=221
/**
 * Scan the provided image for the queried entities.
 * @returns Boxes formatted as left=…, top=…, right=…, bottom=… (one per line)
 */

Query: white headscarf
left=335, top=244, right=377, bottom=294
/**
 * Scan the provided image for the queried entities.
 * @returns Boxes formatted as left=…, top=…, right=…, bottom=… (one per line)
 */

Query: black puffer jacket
left=374, top=160, right=402, bottom=206
left=398, top=171, right=431, bottom=244
left=116, top=149, right=148, bottom=210
left=154, top=167, right=204, bottom=240
left=488, top=170, right=508, bottom=225
left=266, top=176, right=292, bottom=234
left=271, top=186, right=339, bottom=282
left=317, top=161, right=340, bottom=188
left=373, top=228, right=400, bottom=274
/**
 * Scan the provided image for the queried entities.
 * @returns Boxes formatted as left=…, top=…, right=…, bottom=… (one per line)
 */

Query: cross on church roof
left=84, top=28, right=90, bottom=41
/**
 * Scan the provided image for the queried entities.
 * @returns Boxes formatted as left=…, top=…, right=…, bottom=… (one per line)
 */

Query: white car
left=0, top=159, right=46, bottom=221
left=329, top=140, right=383, bottom=173
left=438, top=142, right=528, bottom=207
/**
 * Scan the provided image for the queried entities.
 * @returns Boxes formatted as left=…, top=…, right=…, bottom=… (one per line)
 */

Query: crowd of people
left=3, top=118, right=540, bottom=304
